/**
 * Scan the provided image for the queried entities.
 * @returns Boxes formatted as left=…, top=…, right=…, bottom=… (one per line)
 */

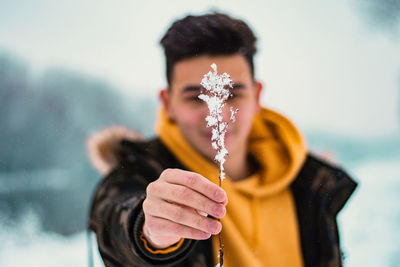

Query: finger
left=146, top=215, right=213, bottom=240
left=162, top=169, right=227, bottom=204
left=156, top=183, right=226, bottom=219
left=147, top=201, right=222, bottom=235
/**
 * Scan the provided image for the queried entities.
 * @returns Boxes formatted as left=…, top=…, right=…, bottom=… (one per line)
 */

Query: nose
left=200, top=99, right=235, bottom=124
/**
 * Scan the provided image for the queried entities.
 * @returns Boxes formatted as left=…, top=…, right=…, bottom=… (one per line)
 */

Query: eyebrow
left=182, top=85, right=202, bottom=94
left=181, top=83, right=245, bottom=94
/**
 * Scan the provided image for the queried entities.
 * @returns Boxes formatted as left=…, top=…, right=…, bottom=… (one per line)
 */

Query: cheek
left=231, top=106, right=256, bottom=138
left=236, top=107, right=254, bottom=126
left=173, top=106, right=206, bottom=129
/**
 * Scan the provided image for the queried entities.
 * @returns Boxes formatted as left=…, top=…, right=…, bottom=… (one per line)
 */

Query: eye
left=185, top=95, right=203, bottom=102
left=192, top=96, right=202, bottom=101
left=229, top=92, right=242, bottom=99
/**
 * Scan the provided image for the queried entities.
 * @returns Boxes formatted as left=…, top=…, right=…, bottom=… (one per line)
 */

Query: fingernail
left=208, top=221, right=221, bottom=234
left=215, top=221, right=222, bottom=233
left=214, top=189, right=226, bottom=202
left=213, top=205, right=225, bottom=218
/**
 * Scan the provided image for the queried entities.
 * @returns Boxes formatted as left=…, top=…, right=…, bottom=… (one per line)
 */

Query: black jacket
left=89, top=138, right=357, bottom=267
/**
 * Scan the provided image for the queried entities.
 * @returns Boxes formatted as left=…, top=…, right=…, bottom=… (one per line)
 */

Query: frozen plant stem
left=199, top=63, right=238, bottom=267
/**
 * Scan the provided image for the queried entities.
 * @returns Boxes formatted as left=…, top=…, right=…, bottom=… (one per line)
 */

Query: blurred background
left=0, top=0, right=399, bottom=266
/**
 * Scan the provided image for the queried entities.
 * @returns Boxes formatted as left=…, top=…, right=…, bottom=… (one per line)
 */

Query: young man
left=88, top=13, right=357, bottom=267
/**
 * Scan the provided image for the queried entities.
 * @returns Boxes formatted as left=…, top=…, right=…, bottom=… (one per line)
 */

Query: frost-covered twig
left=199, top=63, right=238, bottom=267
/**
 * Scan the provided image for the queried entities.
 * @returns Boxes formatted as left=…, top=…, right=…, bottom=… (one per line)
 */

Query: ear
left=254, top=80, right=263, bottom=113
left=159, top=88, right=174, bottom=120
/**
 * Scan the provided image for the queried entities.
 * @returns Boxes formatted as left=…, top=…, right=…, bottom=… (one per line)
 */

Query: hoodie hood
left=232, top=107, right=307, bottom=197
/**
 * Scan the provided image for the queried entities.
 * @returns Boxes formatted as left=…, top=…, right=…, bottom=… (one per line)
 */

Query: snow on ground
left=0, top=210, right=104, bottom=267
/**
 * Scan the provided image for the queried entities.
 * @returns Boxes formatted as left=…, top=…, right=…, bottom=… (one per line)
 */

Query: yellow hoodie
left=156, top=106, right=307, bottom=267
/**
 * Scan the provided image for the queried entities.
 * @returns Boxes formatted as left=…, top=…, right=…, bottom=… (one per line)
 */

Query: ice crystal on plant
left=198, top=63, right=238, bottom=181
left=230, top=107, right=239, bottom=123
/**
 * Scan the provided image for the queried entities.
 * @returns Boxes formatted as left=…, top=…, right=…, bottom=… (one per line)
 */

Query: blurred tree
left=0, top=53, right=34, bottom=170
left=0, top=51, right=156, bottom=172
left=0, top=50, right=157, bottom=234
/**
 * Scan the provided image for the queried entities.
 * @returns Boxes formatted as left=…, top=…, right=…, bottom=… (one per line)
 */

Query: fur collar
left=87, top=126, right=144, bottom=175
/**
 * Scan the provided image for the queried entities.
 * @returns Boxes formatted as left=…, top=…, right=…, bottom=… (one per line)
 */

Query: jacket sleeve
left=89, top=164, right=196, bottom=266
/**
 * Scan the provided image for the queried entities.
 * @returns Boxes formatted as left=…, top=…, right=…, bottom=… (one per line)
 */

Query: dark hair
left=160, top=12, right=257, bottom=85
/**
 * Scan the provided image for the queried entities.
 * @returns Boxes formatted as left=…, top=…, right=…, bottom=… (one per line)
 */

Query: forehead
left=170, top=54, right=252, bottom=92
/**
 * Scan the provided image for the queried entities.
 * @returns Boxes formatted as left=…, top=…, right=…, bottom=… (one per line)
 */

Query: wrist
left=142, top=222, right=180, bottom=249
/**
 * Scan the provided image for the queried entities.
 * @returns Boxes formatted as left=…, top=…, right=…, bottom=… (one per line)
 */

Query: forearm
left=89, top=169, right=148, bottom=265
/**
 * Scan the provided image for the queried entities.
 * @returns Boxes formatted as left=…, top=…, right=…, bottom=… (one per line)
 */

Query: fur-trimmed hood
left=87, top=126, right=144, bottom=175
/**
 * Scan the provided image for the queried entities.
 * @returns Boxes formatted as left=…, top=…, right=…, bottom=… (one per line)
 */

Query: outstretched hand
left=142, top=168, right=228, bottom=249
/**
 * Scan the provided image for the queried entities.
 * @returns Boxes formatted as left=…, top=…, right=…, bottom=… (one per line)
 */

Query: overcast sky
left=1, top=0, right=399, bottom=138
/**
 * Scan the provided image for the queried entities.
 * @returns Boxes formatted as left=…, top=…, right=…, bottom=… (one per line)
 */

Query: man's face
left=160, top=54, right=262, bottom=163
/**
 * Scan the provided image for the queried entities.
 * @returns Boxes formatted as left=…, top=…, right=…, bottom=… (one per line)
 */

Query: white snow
left=0, top=210, right=104, bottom=267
